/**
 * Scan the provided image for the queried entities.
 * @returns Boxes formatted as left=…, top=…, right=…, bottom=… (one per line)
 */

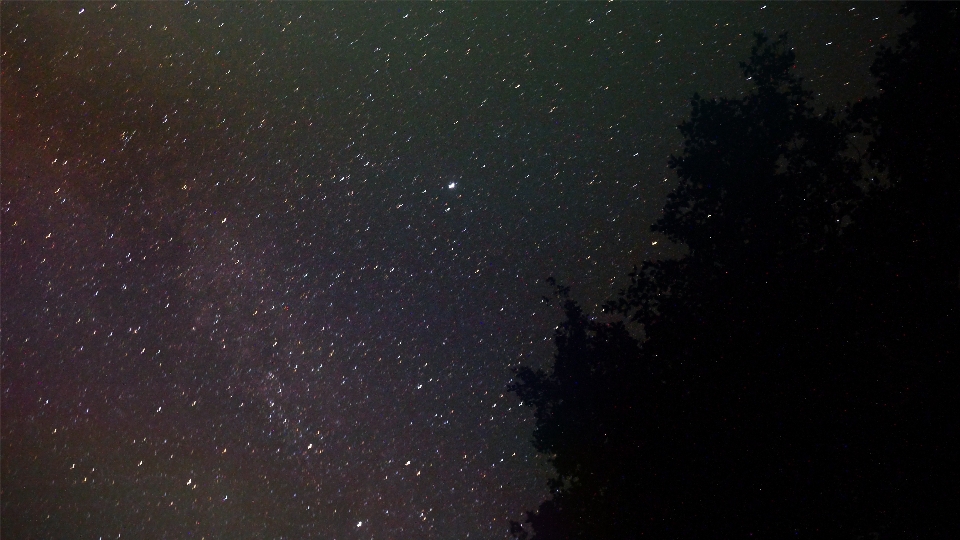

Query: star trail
left=3, top=3, right=908, bottom=539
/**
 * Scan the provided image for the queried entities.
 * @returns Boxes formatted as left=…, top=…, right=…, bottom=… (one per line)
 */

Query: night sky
left=2, top=3, right=909, bottom=539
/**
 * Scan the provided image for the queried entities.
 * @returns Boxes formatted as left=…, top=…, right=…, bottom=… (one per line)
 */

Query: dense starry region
left=2, top=3, right=918, bottom=539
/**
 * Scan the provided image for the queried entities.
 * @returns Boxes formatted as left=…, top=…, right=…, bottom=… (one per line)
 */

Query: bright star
left=448, top=181, right=456, bottom=189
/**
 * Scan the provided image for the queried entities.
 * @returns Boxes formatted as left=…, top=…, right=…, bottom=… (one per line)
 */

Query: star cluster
left=2, top=3, right=907, bottom=539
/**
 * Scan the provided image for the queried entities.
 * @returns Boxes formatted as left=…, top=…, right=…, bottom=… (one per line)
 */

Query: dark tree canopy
left=511, top=4, right=960, bottom=539
left=656, top=33, right=858, bottom=264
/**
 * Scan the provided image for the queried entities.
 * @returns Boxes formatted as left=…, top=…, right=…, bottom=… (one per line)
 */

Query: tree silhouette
left=854, top=3, right=960, bottom=285
left=842, top=3, right=960, bottom=534
left=511, top=281, right=650, bottom=539
left=511, top=5, right=959, bottom=539
left=655, top=33, right=858, bottom=264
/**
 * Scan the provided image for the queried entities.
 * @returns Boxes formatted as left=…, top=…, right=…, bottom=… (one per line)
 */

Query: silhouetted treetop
left=852, top=3, right=960, bottom=286
left=656, top=33, right=859, bottom=266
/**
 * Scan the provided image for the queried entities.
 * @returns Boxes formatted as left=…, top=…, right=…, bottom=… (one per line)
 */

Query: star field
left=2, top=3, right=908, bottom=539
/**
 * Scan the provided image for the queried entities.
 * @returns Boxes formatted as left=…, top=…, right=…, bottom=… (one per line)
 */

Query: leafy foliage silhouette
left=511, top=5, right=959, bottom=539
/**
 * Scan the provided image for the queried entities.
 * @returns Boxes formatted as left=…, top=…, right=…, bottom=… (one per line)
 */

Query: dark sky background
left=2, top=3, right=909, bottom=539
